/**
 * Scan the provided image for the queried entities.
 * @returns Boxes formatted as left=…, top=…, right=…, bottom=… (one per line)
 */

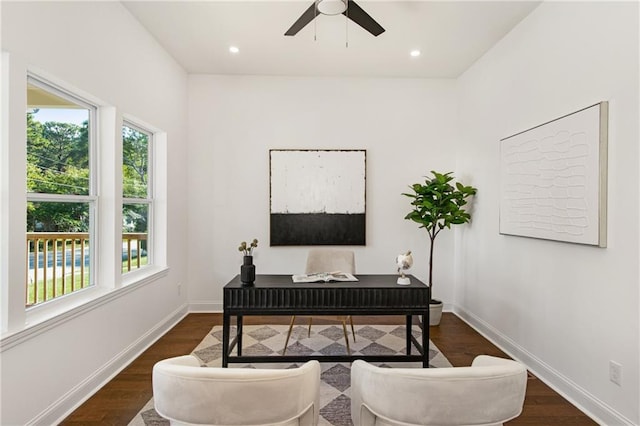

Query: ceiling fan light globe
left=316, top=0, right=347, bottom=16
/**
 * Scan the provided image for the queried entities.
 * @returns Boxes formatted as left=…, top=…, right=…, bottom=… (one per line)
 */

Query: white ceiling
left=122, top=0, right=541, bottom=78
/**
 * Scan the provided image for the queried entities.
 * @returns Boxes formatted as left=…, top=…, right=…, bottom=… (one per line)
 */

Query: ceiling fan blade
left=343, top=0, right=385, bottom=36
left=285, top=3, right=317, bottom=36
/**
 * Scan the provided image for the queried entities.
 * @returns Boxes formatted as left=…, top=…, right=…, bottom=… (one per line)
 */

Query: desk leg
left=237, top=315, right=243, bottom=357
left=406, top=315, right=412, bottom=355
left=423, top=308, right=430, bottom=368
left=222, top=312, right=230, bottom=368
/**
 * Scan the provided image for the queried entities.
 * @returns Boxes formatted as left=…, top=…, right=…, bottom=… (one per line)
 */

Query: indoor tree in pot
left=403, top=171, right=477, bottom=326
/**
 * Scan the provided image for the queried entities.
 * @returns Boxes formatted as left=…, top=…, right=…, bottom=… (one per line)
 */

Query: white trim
left=24, top=65, right=107, bottom=109
left=26, top=193, right=97, bottom=203
left=28, top=303, right=188, bottom=426
left=452, top=305, right=634, bottom=426
left=120, top=264, right=165, bottom=288
left=0, top=266, right=169, bottom=351
left=188, top=300, right=223, bottom=313
left=1, top=51, right=29, bottom=334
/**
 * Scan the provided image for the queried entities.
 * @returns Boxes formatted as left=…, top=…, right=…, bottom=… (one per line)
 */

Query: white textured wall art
left=499, top=102, right=608, bottom=246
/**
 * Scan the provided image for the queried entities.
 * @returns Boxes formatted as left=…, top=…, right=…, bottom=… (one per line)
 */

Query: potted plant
left=403, top=171, right=477, bottom=326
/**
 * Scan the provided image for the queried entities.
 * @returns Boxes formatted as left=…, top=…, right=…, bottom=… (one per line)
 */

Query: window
left=26, top=75, right=96, bottom=307
left=2, top=64, right=168, bottom=336
left=122, top=122, right=153, bottom=274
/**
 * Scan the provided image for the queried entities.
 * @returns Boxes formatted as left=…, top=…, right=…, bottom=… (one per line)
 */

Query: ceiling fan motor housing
left=316, top=0, right=347, bottom=16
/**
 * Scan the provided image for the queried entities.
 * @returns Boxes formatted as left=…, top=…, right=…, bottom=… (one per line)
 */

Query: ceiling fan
left=285, top=0, right=385, bottom=37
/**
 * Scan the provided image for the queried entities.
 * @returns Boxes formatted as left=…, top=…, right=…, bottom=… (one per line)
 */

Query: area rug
left=129, top=323, right=451, bottom=426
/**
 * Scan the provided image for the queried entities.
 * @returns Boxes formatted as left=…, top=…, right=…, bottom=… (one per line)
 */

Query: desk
left=222, top=274, right=430, bottom=367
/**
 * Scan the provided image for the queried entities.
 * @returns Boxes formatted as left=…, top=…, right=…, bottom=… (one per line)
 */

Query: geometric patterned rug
left=128, top=323, right=452, bottom=426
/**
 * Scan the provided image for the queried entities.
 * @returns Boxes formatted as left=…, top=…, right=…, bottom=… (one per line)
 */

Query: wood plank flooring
left=60, top=313, right=596, bottom=425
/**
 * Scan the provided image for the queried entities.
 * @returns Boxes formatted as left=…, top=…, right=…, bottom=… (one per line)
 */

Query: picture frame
left=499, top=102, right=608, bottom=247
left=270, top=149, right=366, bottom=246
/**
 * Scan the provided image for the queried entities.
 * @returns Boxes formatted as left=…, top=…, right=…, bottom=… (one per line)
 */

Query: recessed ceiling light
left=229, top=46, right=239, bottom=54
left=410, top=50, right=421, bottom=58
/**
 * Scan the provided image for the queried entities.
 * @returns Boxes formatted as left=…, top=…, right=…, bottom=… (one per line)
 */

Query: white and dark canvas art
left=499, top=102, right=608, bottom=247
left=270, top=149, right=366, bottom=246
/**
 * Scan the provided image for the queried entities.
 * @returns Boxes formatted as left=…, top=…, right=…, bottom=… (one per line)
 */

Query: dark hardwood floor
left=60, top=313, right=596, bottom=425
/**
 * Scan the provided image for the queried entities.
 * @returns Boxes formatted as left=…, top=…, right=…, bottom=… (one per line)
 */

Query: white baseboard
left=189, top=300, right=222, bottom=312
left=453, top=305, right=634, bottom=426
left=30, top=303, right=189, bottom=426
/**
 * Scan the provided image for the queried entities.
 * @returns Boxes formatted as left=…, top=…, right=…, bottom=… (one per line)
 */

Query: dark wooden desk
left=222, top=274, right=430, bottom=367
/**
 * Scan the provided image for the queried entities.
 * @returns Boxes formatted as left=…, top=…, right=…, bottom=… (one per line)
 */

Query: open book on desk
left=292, top=272, right=359, bottom=283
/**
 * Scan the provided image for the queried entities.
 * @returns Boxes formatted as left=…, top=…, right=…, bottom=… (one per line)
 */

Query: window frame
left=122, top=120, right=154, bottom=274
left=25, top=74, right=99, bottom=309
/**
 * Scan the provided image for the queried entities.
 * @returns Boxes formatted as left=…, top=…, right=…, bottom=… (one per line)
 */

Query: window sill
left=0, top=266, right=169, bottom=352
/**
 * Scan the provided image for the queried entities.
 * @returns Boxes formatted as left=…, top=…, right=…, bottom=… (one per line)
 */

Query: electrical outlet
left=609, top=361, right=622, bottom=386
left=177, top=282, right=182, bottom=295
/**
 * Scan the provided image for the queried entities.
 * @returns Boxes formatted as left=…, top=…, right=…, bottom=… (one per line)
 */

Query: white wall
left=455, top=2, right=639, bottom=424
left=1, top=3, right=189, bottom=425
left=2, top=1, right=637, bottom=425
left=187, top=76, right=459, bottom=309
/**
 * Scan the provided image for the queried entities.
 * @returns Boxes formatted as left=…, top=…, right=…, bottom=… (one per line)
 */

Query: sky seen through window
left=30, top=108, right=88, bottom=125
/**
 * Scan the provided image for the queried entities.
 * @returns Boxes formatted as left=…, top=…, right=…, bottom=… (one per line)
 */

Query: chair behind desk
left=284, top=249, right=357, bottom=354
left=305, top=248, right=356, bottom=275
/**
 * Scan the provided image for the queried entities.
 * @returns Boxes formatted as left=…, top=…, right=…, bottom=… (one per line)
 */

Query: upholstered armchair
left=351, top=355, right=527, bottom=426
left=152, top=355, right=321, bottom=425
left=284, top=249, right=357, bottom=355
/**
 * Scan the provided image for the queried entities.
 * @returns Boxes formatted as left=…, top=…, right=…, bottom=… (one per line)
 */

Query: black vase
left=240, top=255, right=255, bottom=285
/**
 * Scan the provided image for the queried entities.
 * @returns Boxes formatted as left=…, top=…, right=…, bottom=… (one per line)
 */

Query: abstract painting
left=499, top=102, right=608, bottom=247
left=270, top=149, right=366, bottom=246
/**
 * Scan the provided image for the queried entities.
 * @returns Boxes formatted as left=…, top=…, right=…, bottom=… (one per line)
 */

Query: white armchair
left=152, top=355, right=321, bottom=425
left=350, top=355, right=527, bottom=426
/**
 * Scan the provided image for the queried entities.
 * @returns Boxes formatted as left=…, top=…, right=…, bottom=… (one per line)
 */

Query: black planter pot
left=240, top=255, right=255, bottom=286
